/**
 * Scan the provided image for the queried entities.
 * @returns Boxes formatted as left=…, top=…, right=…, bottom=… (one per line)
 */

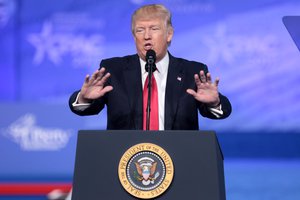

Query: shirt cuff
left=72, top=92, right=92, bottom=111
left=208, top=104, right=224, bottom=118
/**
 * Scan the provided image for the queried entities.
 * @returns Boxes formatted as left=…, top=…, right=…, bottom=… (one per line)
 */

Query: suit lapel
left=123, top=54, right=143, bottom=129
left=165, top=54, right=184, bottom=130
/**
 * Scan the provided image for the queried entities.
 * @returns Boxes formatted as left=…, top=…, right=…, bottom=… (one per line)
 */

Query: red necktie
left=143, top=75, right=159, bottom=130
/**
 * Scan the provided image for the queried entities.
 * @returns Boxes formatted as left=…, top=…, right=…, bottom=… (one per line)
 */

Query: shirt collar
left=140, top=52, right=169, bottom=75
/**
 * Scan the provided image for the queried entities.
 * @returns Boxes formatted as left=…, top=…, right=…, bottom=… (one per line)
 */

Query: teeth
left=144, top=44, right=152, bottom=50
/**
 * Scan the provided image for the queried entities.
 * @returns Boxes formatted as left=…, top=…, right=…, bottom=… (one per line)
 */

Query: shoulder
left=169, top=53, right=208, bottom=73
left=100, top=54, right=139, bottom=67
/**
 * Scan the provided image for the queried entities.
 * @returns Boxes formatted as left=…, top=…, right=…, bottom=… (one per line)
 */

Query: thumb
left=100, top=86, right=114, bottom=96
left=186, top=89, right=197, bottom=97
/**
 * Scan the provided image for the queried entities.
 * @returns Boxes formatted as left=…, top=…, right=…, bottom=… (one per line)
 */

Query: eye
left=151, top=26, right=160, bottom=31
left=135, top=28, right=145, bottom=33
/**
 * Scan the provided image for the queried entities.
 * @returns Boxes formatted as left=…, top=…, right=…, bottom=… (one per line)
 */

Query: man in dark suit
left=66, top=5, right=231, bottom=199
left=69, top=4, right=231, bottom=131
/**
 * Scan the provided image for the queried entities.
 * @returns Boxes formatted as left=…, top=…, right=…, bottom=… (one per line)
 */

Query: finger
left=98, top=67, right=106, bottom=78
left=96, top=72, right=111, bottom=86
left=100, top=72, right=111, bottom=84
left=214, top=77, right=220, bottom=87
left=90, top=70, right=100, bottom=83
left=94, top=74, right=103, bottom=84
left=199, top=70, right=207, bottom=83
left=100, top=85, right=114, bottom=95
left=94, top=67, right=107, bottom=84
left=186, top=88, right=197, bottom=97
left=194, top=74, right=202, bottom=88
left=84, top=74, right=90, bottom=85
left=93, top=68, right=104, bottom=82
left=206, top=72, right=212, bottom=84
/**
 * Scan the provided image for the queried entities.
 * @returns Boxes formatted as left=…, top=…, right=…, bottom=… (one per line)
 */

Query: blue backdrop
left=1, top=0, right=300, bottom=190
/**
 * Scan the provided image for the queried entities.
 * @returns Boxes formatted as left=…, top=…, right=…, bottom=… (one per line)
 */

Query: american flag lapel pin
left=177, top=76, right=182, bottom=81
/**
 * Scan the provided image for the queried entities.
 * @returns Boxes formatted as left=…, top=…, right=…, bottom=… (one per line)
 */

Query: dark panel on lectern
left=72, top=130, right=225, bottom=200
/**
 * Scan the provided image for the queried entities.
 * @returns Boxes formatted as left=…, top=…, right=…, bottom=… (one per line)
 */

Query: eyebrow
left=135, top=24, right=161, bottom=29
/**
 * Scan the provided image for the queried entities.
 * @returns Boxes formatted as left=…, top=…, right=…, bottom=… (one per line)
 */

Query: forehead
left=134, top=17, right=165, bottom=27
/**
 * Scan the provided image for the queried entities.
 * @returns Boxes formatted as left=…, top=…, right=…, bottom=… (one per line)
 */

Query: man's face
left=133, top=17, right=173, bottom=62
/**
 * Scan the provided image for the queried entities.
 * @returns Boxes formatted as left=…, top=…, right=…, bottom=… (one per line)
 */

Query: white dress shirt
left=140, top=53, right=169, bottom=130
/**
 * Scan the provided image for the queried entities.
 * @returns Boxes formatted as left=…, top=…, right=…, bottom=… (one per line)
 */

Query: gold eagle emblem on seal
left=118, top=143, right=174, bottom=199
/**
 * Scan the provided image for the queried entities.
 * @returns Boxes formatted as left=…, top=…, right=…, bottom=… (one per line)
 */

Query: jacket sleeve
left=198, top=92, right=232, bottom=119
left=68, top=90, right=106, bottom=116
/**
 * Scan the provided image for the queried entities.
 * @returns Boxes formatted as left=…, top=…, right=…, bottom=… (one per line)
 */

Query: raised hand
left=78, top=67, right=113, bottom=103
left=186, top=70, right=220, bottom=107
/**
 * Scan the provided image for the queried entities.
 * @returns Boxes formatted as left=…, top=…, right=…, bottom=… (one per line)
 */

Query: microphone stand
left=145, top=61, right=155, bottom=130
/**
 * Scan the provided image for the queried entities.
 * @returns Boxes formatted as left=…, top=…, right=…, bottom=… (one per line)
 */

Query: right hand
left=78, top=67, right=113, bottom=103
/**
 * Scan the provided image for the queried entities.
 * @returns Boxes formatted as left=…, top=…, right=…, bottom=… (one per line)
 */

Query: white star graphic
left=27, top=21, right=63, bottom=65
left=202, top=24, right=236, bottom=64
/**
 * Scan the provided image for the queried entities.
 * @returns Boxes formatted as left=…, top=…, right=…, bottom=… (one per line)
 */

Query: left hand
left=186, top=70, right=220, bottom=107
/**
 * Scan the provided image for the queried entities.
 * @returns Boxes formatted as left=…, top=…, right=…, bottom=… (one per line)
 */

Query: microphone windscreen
left=146, top=50, right=156, bottom=63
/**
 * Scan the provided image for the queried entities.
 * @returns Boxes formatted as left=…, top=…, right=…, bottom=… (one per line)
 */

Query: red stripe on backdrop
left=0, top=183, right=72, bottom=195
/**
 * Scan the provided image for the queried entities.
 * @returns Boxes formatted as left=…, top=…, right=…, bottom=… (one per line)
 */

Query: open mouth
left=144, top=43, right=152, bottom=50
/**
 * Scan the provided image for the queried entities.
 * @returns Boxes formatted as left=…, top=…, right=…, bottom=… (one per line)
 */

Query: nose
left=144, top=28, right=151, bottom=40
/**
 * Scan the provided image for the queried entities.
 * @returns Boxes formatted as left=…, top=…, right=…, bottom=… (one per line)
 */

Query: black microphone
left=145, top=50, right=157, bottom=72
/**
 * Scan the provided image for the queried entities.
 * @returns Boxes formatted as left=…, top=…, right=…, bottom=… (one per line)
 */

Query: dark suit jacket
left=69, top=53, right=231, bottom=130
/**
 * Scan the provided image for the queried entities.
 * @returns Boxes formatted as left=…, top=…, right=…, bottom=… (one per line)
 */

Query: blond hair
left=131, top=4, right=173, bottom=34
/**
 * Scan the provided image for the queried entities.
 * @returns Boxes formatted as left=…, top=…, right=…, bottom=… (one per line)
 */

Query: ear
left=133, top=33, right=137, bottom=43
left=167, top=27, right=174, bottom=43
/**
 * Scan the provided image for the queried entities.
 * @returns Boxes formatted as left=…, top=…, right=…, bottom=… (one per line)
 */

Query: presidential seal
left=118, top=143, right=174, bottom=199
